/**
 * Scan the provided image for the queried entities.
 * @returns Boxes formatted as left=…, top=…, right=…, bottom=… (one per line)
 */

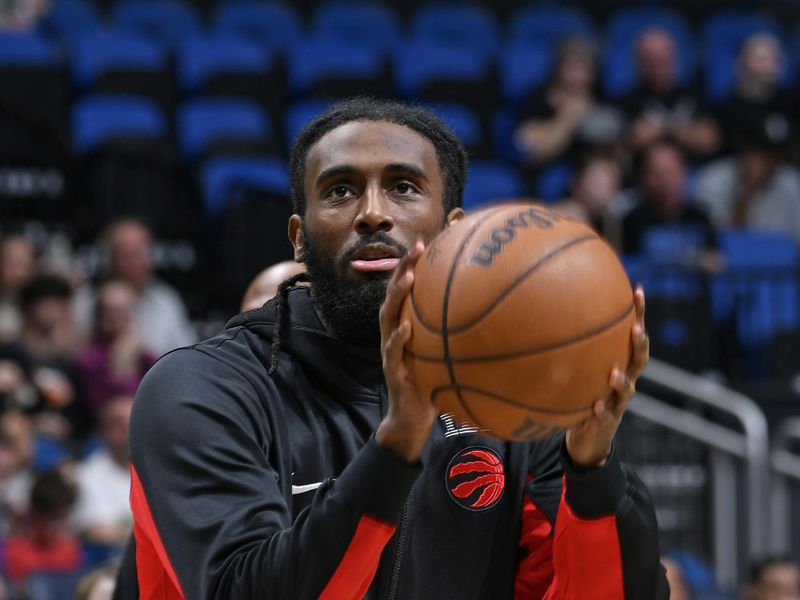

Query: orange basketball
left=401, top=203, right=635, bottom=442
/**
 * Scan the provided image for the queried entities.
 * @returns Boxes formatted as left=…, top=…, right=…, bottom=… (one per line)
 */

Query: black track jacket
left=114, top=286, right=669, bottom=599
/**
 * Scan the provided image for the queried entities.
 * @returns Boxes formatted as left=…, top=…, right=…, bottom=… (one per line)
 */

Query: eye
left=393, top=182, right=418, bottom=195
left=327, top=185, right=353, bottom=201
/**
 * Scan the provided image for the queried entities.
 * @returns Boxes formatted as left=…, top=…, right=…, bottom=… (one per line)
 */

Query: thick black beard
left=303, top=231, right=406, bottom=344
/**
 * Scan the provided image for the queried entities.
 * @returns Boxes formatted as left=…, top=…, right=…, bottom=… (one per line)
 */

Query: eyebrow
left=384, top=162, right=427, bottom=179
left=315, top=165, right=359, bottom=186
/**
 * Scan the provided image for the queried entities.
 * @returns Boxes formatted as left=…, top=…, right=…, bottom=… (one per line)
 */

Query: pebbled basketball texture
left=400, top=203, right=635, bottom=442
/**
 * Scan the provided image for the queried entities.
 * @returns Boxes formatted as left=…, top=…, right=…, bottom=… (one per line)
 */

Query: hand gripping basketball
left=375, top=241, right=438, bottom=463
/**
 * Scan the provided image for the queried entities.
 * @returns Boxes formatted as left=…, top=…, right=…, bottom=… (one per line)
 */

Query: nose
left=354, top=182, right=394, bottom=234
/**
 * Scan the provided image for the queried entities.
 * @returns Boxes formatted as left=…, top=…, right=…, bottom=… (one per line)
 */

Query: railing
left=770, top=417, right=800, bottom=557
left=625, top=358, right=770, bottom=590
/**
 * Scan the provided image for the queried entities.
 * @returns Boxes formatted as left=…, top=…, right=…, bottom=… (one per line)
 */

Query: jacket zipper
left=386, top=489, right=413, bottom=600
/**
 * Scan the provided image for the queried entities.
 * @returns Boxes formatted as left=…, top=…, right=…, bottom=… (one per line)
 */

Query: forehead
left=305, top=120, right=439, bottom=179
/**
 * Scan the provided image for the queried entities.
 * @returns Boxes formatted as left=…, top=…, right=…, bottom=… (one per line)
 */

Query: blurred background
left=1, top=0, right=800, bottom=598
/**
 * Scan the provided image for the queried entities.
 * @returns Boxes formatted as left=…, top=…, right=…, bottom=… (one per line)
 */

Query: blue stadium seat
left=26, top=572, right=83, bottom=600
left=201, top=157, right=288, bottom=218
left=72, top=94, right=165, bottom=153
left=536, top=162, right=573, bottom=202
left=702, top=11, right=786, bottom=101
left=508, top=6, right=594, bottom=47
left=177, top=33, right=272, bottom=92
left=287, top=38, right=388, bottom=96
left=500, top=40, right=553, bottom=102
left=0, top=32, right=59, bottom=66
left=214, top=2, right=301, bottom=53
left=602, top=9, right=694, bottom=98
left=711, top=231, right=799, bottom=364
left=311, top=3, right=400, bottom=52
left=71, top=30, right=167, bottom=88
left=114, top=0, right=201, bottom=46
left=423, top=103, right=483, bottom=152
left=284, top=99, right=332, bottom=149
left=394, top=40, right=493, bottom=98
left=463, top=161, right=523, bottom=210
left=178, top=98, right=271, bottom=160
left=39, top=0, right=99, bottom=42
left=410, top=5, right=499, bottom=55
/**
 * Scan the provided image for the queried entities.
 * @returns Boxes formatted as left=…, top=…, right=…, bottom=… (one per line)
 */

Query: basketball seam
left=413, top=233, right=599, bottom=335
left=441, top=219, right=490, bottom=426
left=408, top=301, right=635, bottom=363
left=431, top=385, right=595, bottom=414
left=409, top=206, right=511, bottom=332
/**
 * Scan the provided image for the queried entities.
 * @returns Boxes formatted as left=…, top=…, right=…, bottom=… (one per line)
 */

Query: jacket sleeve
left=128, top=349, right=419, bottom=600
left=515, top=440, right=670, bottom=599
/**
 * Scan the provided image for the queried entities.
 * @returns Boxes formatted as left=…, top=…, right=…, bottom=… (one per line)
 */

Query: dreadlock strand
left=269, top=272, right=310, bottom=374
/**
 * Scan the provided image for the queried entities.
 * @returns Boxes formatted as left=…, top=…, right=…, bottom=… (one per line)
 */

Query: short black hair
left=19, top=275, right=71, bottom=314
left=30, top=470, right=77, bottom=515
left=288, top=97, right=467, bottom=216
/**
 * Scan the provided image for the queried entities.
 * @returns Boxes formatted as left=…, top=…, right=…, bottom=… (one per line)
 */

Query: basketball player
left=114, top=99, right=668, bottom=599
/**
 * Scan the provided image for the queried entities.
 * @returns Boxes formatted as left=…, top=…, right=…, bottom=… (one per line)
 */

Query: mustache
left=341, top=232, right=408, bottom=264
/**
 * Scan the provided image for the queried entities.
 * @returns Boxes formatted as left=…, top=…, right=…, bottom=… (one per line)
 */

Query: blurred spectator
left=694, top=111, right=800, bottom=242
left=513, top=37, right=624, bottom=171
left=0, top=345, right=38, bottom=413
left=76, top=281, right=156, bottom=416
left=3, top=470, right=83, bottom=585
left=14, top=276, right=88, bottom=442
left=745, top=556, right=800, bottom=600
left=72, top=395, right=132, bottom=548
left=661, top=556, right=691, bottom=600
left=550, top=154, right=623, bottom=238
left=717, top=33, right=797, bottom=154
left=74, top=219, right=195, bottom=357
left=622, top=28, right=720, bottom=159
left=622, top=141, right=721, bottom=271
left=0, top=411, right=35, bottom=532
left=0, top=235, right=37, bottom=343
left=0, top=0, right=50, bottom=30
left=75, top=563, right=118, bottom=600
left=241, top=261, right=306, bottom=312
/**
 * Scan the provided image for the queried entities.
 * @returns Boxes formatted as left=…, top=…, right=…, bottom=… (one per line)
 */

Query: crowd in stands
left=2, top=0, right=800, bottom=597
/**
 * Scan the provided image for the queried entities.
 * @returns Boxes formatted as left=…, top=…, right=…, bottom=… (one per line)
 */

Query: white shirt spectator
left=72, top=448, right=131, bottom=535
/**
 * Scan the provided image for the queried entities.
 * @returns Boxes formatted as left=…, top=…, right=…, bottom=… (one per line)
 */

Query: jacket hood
left=226, top=286, right=385, bottom=400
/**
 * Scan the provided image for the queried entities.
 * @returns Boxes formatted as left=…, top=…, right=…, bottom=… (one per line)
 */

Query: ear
left=288, top=215, right=305, bottom=262
left=446, top=207, right=465, bottom=226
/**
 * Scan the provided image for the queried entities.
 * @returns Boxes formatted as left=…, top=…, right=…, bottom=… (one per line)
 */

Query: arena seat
left=178, top=33, right=282, bottom=114
left=201, top=156, right=288, bottom=219
left=39, top=0, right=99, bottom=43
left=283, top=99, right=332, bottom=150
left=311, top=3, right=400, bottom=52
left=286, top=37, right=391, bottom=98
left=178, top=98, right=274, bottom=160
left=602, top=8, right=694, bottom=98
left=70, top=30, right=172, bottom=109
left=507, top=6, right=594, bottom=47
left=500, top=40, right=553, bottom=102
left=72, top=94, right=165, bottom=154
left=113, top=0, right=201, bottom=47
left=423, top=102, right=486, bottom=158
left=214, top=2, right=301, bottom=54
left=462, top=161, right=523, bottom=210
left=409, top=5, right=499, bottom=56
left=394, top=40, right=497, bottom=118
left=536, top=162, right=573, bottom=202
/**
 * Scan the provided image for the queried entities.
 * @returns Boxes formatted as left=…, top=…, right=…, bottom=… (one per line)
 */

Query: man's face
left=637, top=31, right=677, bottom=92
left=290, top=120, right=459, bottom=341
left=753, top=563, right=800, bottom=600
left=109, top=223, right=152, bottom=289
left=641, top=145, right=685, bottom=210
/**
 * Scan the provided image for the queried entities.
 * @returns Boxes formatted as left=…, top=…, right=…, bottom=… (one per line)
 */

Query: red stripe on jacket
left=544, top=476, right=624, bottom=599
left=130, top=464, right=185, bottom=600
left=514, top=489, right=555, bottom=599
left=319, top=515, right=396, bottom=599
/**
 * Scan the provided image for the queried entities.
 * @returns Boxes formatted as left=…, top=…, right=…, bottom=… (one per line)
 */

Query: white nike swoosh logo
left=291, top=481, right=324, bottom=496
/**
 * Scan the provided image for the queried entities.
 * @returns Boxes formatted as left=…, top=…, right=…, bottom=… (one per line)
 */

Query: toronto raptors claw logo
left=446, top=447, right=505, bottom=511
